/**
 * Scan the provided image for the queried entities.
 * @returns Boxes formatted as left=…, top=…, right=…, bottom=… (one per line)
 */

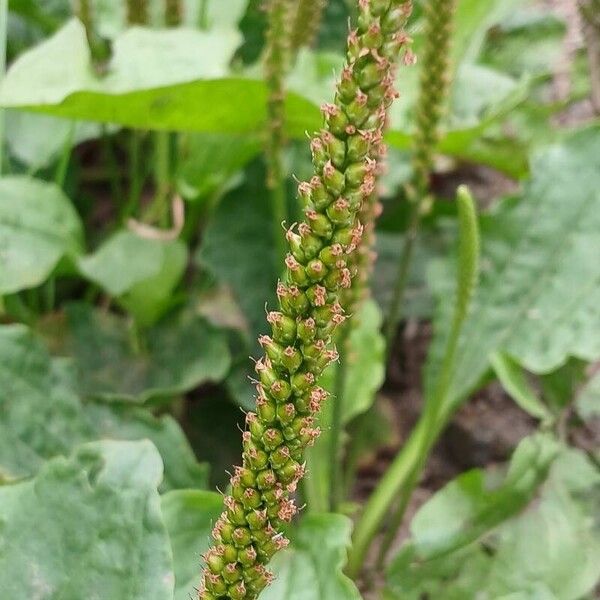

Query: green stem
left=290, top=0, right=328, bottom=52
left=198, top=0, right=208, bottom=30
left=127, top=0, right=148, bottom=25
left=348, top=187, right=480, bottom=577
left=264, top=0, right=293, bottom=268
left=146, top=130, right=171, bottom=226
left=121, top=129, right=144, bottom=222
left=0, top=0, right=7, bottom=175
left=384, top=0, right=457, bottom=356
left=54, top=122, right=76, bottom=188
left=329, top=323, right=351, bottom=511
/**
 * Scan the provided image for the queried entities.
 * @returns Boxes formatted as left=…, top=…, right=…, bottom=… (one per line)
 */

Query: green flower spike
left=198, top=2, right=413, bottom=598
left=291, top=0, right=328, bottom=51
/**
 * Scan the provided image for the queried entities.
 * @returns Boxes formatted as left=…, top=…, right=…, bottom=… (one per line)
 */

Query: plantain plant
left=198, top=1, right=414, bottom=597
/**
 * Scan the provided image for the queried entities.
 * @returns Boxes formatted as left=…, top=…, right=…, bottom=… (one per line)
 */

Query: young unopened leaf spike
left=198, top=2, right=413, bottom=598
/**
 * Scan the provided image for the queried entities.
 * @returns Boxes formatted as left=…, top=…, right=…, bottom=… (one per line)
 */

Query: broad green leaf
left=161, top=490, right=224, bottom=600
left=408, top=433, right=559, bottom=560
left=0, top=175, right=83, bottom=294
left=305, top=300, right=385, bottom=512
left=576, top=370, right=600, bottom=420
left=1, top=20, right=531, bottom=175
left=490, top=351, right=553, bottom=421
left=44, top=302, right=231, bottom=402
left=0, top=324, right=208, bottom=490
left=78, top=231, right=188, bottom=326
left=0, top=440, right=175, bottom=600
left=425, top=127, right=600, bottom=418
left=480, top=9, right=566, bottom=79
left=262, top=514, right=362, bottom=600
left=197, top=164, right=278, bottom=343
left=5, top=110, right=104, bottom=169
left=0, top=19, right=319, bottom=135
left=176, top=132, right=261, bottom=200
left=386, top=446, right=600, bottom=600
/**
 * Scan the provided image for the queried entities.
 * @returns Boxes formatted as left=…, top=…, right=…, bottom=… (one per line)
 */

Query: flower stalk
left=165, top=0, right=183, bottom=27
left=198, top=2, right=413, bottom=598
left=384, top=0, right=457, bottom=353
left=264, top=0, right=294, bottom=268
left=127, top=0, right=148, bottom=25
left=291, top=0, right=329, bottom=51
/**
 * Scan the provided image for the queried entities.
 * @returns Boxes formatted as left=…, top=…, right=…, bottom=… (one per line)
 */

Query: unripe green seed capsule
left=347, top=134, right=370, bottom=162
left=299, top=232, right=323, bottom=260
left=238, top=545, right=258, bottom=567
left=382, top=6, right=408, bottom=33
left=206, top=574, right=227, bottom=595
left=326, top=109, right=349, bottom=137
left=345, top=161, right=369, bottom=188
left=327, top=136, right=347, bottom=168
left=291, top=370, right=315, bottom=395
left=281, top=347, right=302, bottom=372
left=270, top=445, right=291, bottom=469
left=269, top=379, right=292, bottom=402
left=306, top=258, right=327, bottom=281
left=262, top=427, right=284, bottom=450
left=229, top=581, right=247, bottom=600
left=288, top=262, right=309, bottom=287
left=207, top=553, right=225, bottom=574
left=332, top=227, right=354, bottom=246
left=346, top=188, right=364, bottom=210
left=288, top=232, right=306, bottom=262
left=270, top=313, right=297, bottom=344
left=366, top=84, right=386, bottom=109
left=371, top=0, right=391, bottom=17
left=232, top=527, right=253, bottom=548
left=307, top=212, right=333, bottom=238
left=223, top=544, right=238, bottom=563
left=222, top=562, right=243, bottom=583
left=238, top=467, right=256, bottom=488
left=357, top=10, right=371, bottom=33
left=278, top=460, right=300, bottom=484
left=249, top=417, right=266, bottom=441
left=242, top=487, right=263, bottom=510
left=313, top=304, right=335, bottom=327
left=297, top=317, right=317, bottom=342
left=322, top=164, right=345, bottom=196
left=319, top=244, right=344, bottom=267
left=345, top=98, right=370, bottom=127
left=247, top=509, right=268, bottom=530
left=261, top=488, right=281, bottom=505
left=232, top=480, right=245, bottom=502
left=258, top=363, right=278, bottom=388
left=257, top=398, right=277, bottom=424
left=276, top=402, right=296, bottom=424
left=226, top=500, right=247, bottom=526
left=200, top=591, right=217, bottom=600
left=338, top=76, right=359, bottom=103
left=327, top=200, right=353, bottom=226
left=256, top=468, right=277, bottom=490
left=246, top=446, right=269, bottom=470
left=311, top=182, right=334, bottom=211
left=220, top=521, right=235, bottom=544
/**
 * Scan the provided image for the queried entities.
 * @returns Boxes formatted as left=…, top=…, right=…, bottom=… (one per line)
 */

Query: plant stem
left=198, top=0, right=208, bottom=30
left=127, top=0, right=148, bottom=25
left=264, top=0, right=293, bottom=269
left=290, top=0, right=328, bottom=52
left=384, top=0, right=457, bottom=355
left=329, top=323, right=351, bottom=511
left=579, top=0, right=600, bottom=115
left=121, top=129, right=144, bottom=222
left=146, top=130, right=171, bottom=226
left=165, top=0, right=182, bottom=27
left=348, top=187, right=479, bottom=577
left=0, top=0, right=7, bottom=175
left=54, top=122, right=76, bottom=188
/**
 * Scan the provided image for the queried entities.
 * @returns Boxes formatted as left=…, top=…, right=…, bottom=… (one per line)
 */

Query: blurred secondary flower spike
left=198, top=1, right=414, bottom=598
left=290, top=0, right=329, bottom=51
